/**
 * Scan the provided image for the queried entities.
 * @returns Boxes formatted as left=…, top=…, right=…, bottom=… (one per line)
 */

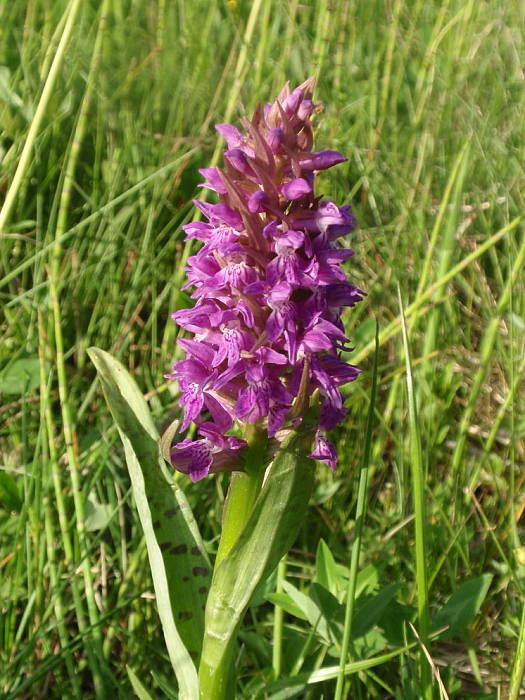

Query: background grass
left=0, top=0, right=524, bottom=697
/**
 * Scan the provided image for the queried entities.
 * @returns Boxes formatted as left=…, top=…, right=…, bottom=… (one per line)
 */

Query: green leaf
left=280, top=580, right=331, bottom=644
left=199, top=428, right=316, bottom=698
left=126, top=666, right=155, bottom=700
left=265, top=591, right=307, bottom=620
left=85, top=493, right=113, bottom=531
left=352, top=583, right=402, bottom=640
left=314, top=539, right=340, bottom=597
left=0, top=357, right=40, bottom=394
left=238, top=630, right=272, bottom=666
left=309, top=582, right=345, bottom=645
left=88, top=347, right=207, bottom=700
left=0, top=471, right=21, bottom=511
left=432, top=574, right=493, bottom=638
left=355, top=564, right=380, bottom=598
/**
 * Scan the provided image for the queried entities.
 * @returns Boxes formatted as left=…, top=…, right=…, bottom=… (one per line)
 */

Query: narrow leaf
left=280, top=580, right=331, bottom=644
left=265, top=592, right=307, bottom=620
left=314, top=539, right=340, bottom=597
left=126, top=666, right=155, bottom=700
left=265, top=640, right=419, bottom=698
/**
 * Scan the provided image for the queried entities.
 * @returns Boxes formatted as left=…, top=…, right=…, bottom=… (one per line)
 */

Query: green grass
left=0, top=0, right=524, bottom=697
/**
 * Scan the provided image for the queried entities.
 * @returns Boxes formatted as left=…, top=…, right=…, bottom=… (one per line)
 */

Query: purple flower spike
left=167, top=79, right=364, bottom=480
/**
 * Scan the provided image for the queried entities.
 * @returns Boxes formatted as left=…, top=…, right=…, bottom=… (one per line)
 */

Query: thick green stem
left=214, top=471, right=263, bottom=569
left=199, top=425, right=268, bottom=699
left=214, top=425, right=268, bottom=568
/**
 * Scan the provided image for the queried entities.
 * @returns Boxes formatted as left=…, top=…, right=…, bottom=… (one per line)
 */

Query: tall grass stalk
left=353, top=217, right=522, bottom=366
left=451, top=228, right=525, bottom=475
left=37, top=311, right=101, bottom=690
left=46, top=1, right=112, bottom=689
left=334, top=325, right=379, bottom=700
left=399, top=287, right=432, bottom=699
left=272, top=557, right=287, bottom=679
left=509, top=604, right=525, bottom=700
left=0, top=0, right=83, bottom=233
left=209, top=0, right=264, bottom=168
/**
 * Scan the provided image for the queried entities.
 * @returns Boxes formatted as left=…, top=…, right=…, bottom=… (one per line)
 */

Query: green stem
left=399, top=288, right=432, bottom=700
left=214, top=425, right=267, bottom=569
left=509, top=603, right=525, bottom=700
left=272, top=558, right=287, bottom=679
left=335, top=324, right=379, bottom=700
left=199, top=425, right=268, bottom=699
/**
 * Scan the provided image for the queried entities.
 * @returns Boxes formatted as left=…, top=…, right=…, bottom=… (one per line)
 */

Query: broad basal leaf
left=89, top=347, right=209, bottom=700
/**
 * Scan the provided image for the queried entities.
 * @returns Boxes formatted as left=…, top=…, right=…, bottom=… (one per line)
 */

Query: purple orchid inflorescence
left=167, top=78, right=365, bottom=481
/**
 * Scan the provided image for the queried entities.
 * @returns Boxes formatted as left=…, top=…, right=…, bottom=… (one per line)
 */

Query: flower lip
left=298, top=150, right=347, bottom=171
left=309, top=431, right=338, bottom=471
left=170, top=425, right=248, bottom=482
left=282, top=177, right=312, bottom=200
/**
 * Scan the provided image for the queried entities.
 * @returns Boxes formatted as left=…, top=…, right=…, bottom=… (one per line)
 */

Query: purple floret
left=167, top=78, right=364, bottom=480
left=171, top=424, right=247, bottom=482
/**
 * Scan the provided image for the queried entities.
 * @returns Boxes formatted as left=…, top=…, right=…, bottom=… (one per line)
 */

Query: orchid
left=168, top=78, right=364, bottom=482
left=91, top=79, right=366, bottom=700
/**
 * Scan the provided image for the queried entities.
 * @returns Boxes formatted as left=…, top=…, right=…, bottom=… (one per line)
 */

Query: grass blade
left=126, top=666, right=156, bottom=700
left=0, top=0, right=83, bottom=233
left=398, top=287, right=432, bottom=699
left=334, top=323, right=379, bottom=700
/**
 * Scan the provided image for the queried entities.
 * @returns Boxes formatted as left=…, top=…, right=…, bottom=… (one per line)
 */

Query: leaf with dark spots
left=88, top=347, right=210, bottom=698
left=171, top=544, right=188, bottom=555
left=192, top=566, right=210, bottom=577
left=178, top=611, right=194, bottom=621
